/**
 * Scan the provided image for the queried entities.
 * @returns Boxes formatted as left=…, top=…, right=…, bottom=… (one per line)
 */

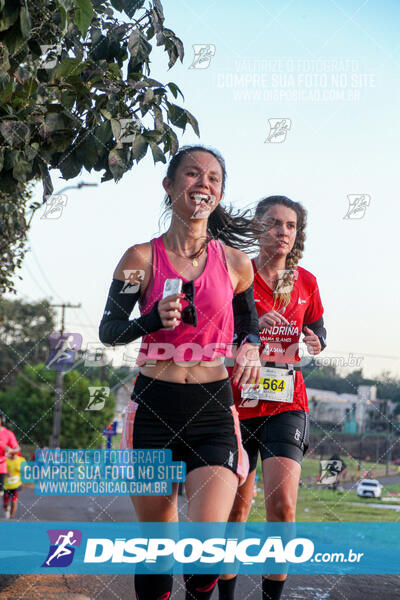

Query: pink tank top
left=136, top=235, right=234, bottom=365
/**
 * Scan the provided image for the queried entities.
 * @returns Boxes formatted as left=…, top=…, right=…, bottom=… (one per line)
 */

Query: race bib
left=7, top=475, right=19, bottom=485
left=241, top=367, right=295, bottom=403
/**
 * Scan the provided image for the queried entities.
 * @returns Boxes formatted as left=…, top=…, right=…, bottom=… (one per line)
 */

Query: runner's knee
left=268, top=496, right=296, bottom=522
left=229, top=500, right=252, bottom=522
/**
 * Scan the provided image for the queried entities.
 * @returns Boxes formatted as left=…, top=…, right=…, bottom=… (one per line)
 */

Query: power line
left=24, top=263, right=53, bottom=299
left=30, top=247, right=64, bottom=302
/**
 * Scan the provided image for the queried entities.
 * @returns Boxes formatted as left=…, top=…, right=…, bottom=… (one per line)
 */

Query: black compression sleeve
left=232, top=283, right=261, bottom=346
left=99, top=279, right=163, bottom=346
left=303, top=316, right=327, bottom=350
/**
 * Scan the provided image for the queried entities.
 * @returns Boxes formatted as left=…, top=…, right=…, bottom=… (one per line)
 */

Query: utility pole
left=386, top=420, right=392, bottom=476
left=49, top=303, right=81, bottom=448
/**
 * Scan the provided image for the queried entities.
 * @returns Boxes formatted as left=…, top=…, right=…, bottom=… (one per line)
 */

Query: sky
left=10, top=0, right=400, bottom=380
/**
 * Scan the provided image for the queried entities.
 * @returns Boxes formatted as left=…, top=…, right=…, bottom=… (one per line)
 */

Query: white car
left=357, top=479, right=382, bottom=499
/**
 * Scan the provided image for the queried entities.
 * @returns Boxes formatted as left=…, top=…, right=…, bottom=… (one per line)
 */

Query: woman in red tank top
left=219, top=196, right=327, bottom=600
left=99, top=145, right=262, bottom=600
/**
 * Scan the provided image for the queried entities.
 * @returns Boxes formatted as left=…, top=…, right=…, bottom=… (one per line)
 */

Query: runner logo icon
left=265, top=118, right=291, bottom=143
left=294, top=429, right=301, bottom=442
left=42, top=529, right=82, bottom=567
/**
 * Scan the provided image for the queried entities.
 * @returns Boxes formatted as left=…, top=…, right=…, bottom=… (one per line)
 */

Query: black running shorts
left=3, top=486, right=20, bottom=502
left=240, top=410, right=309, bottom=472
left=121, top=374, right=248, bottom=483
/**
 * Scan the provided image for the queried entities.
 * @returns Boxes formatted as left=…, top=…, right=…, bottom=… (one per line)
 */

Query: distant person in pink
left=0, top=411, right=20, bottom=495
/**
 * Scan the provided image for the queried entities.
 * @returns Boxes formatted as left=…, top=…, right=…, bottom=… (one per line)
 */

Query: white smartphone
left=162, top=278, right=182, bottom=299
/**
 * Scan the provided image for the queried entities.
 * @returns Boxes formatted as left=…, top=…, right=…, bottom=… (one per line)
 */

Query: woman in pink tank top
left=99, top=145, right=261, bottom=600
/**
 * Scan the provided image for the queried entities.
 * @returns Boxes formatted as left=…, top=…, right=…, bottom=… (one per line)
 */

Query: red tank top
left=233, top=260, right=324, bottom=418
left=136, top=235, right=234, bottom=365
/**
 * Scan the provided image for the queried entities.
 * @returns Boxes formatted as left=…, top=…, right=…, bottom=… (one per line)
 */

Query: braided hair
left=255, top=195, right=307, bottom=309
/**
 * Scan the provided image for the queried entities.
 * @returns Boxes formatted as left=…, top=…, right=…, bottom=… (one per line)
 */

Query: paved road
left=342, top=474, right=400, bottom=489
left=1, top=572, right=400, bottom=600
left=1, top=487, right=400, bottom=599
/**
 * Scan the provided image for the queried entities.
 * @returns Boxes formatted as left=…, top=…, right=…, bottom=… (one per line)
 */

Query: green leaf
left=0, top=71, right=10, bottom=92
left=107, top=62, right=122, bottom=78
left=19, top=2, right=31, bottom=39
left=0, top=172, right=17, bottom=193
left=58, top=151, right=82, bottom=179
left=55, top=57, right=84, bottom=78
left=153, top=0, right=164, bottom=20
left=122, top=0, right=145, bottom=18
left=0, top=41, right=10, bottom=70
left=100, top=108, right=112, bottom=120
left=131, top=134, right=148, bottom=161
left=128, top=29, right=152, bottom=66
left=110, top=0, right=124, bottom=10
left=110, top=118, right=121, bottom=140
left=146, top=24, right=155, bottom=41
left=108, top=147, right=127, bottom=180
left=58, top=5, right=68, bottom=36
left=13, top=158, right=32, bottom=183
left=101, top=168, right=114, bottom=183
left=89, top=31, right=109, bottom=61
left=58, top=0, right=75, bottom=9
left=150, top=7, right=163, bottom=35
left=0, top=121, right=30, bottom=148
left=74, top=0, right=94, bottom=36
left=60, top=90, right=76, bottom=110
left=0, top=78, right=14, bottom=102
left=167, top=81, right=184, bottom=100
left=95, top=120, right=113, bottom=145
left=153, top=105, right=164, bottom=131
left=23, top=77, right=38, bottom=97
left=25, top=144, right=38, bottom=161
left=4, top=149, right=20, bottom=170
left=0, top=148, right=4, bottom=171
left=145, top=129, right=163, bottom=143
left=149, top=141, right=166, bottom=164
left=165, top=41, right=178, bottom=69
left=0, top=0, right=19, bottom=32
left=167, top=103, right=187, bottom=130
left=75, top=136, right=99, bottom=170
left=42, top=113, right=66, bottom=134
left=184, top=110, right=199, bottom=136
left=165, top=126, right=178, bottom=155
left=172, top=36, right=184, bottom=62
left=51, top=131, right=76, bottom=153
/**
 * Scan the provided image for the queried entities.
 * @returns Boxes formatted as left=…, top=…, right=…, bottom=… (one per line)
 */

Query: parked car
left=357, top=479, right=382, bottom=499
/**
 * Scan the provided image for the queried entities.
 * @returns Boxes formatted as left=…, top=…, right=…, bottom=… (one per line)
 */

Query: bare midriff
left=140, top=359, right=229, bottom=384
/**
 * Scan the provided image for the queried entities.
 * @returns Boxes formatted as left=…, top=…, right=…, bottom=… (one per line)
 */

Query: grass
left=19, top=445, right=399, bottom=523
left=300, top=456, right=398, bottom=481
left=248, top=458, right=400, bottom=523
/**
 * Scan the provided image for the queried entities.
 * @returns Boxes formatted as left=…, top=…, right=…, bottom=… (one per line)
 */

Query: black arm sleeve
left=232, top=283, right=261, bottom=346
left=303, top=316, right=327, bottom=350
left=99, top=279, right=163, bottom=346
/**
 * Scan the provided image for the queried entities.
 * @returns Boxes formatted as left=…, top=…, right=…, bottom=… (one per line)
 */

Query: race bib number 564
left=240, top=367, right=295, bottom=404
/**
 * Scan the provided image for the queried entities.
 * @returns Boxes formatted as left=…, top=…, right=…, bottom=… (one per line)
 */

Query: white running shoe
left=4, top=508, right=10, bottom=519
